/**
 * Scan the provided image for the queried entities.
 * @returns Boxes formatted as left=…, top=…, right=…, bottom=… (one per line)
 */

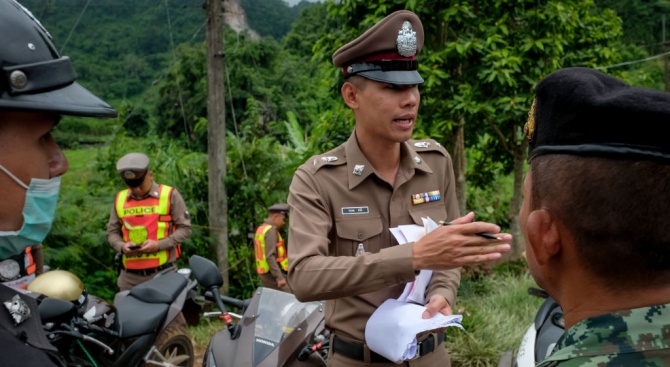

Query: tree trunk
left=205, top=0, right=229, bottom=292
left=508, top=137, right=528, bottom=260
left=453, top=117, right=467, bottom=215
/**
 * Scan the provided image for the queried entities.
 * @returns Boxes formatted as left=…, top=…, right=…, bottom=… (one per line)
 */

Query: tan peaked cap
left=116, top=152, right=150, bottom=177
left=331, top=10, right=424, bottom=84
left=268, top=203, right=290, bottom=214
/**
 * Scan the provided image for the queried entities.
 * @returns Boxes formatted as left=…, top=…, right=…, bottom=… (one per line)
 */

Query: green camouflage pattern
left=537, top=304, right=670, bottom=367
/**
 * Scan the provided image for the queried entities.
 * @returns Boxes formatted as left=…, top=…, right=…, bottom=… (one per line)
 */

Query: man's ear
left=526, top=209, right=561, bottom=265
left=341, top=82, right=359, bottom=109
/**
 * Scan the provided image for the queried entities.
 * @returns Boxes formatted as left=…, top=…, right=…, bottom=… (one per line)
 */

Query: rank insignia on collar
left=414, top=156, right=422, bottom=164
left=4, top=294, right=30, bottom=325
left=321, top=156, right=338, bottom=162
left=353, top=164, right=365, bottom=176
left=414, top=141, right=430, bottom=148
left=412, top=190, right=441, bottom=205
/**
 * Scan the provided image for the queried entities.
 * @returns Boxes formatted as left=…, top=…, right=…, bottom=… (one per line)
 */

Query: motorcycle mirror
left=39, top=297, right=78, bottom=324
left=189, top=255, right=223, bottom=289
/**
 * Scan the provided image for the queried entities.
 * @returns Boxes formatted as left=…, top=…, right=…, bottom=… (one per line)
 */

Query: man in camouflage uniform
left=520, top=67, right=670, bottom=366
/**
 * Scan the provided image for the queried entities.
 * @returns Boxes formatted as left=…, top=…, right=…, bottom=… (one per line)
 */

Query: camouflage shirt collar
left=538, top=303, right=670, bottom=366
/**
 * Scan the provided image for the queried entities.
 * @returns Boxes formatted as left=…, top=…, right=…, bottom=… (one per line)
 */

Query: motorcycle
left=28, top=266, right=200, bottom=367
left=497, top=288, right=565, bottom=367
left=188, top=255, right=329, bottom=367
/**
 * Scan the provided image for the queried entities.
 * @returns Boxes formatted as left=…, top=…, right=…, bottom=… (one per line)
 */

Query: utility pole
left=664, top=15, right=668, bottom=91
left=205, top=0, right=229, bottom=292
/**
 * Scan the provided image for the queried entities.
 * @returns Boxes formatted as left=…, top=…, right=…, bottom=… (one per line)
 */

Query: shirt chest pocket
left=334, top=216, right=383, bottom=256
left=408, top=202, right=449, bottom=226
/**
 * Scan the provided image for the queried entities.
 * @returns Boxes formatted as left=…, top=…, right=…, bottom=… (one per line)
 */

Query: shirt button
left=357, top=233, right=363, bottom=239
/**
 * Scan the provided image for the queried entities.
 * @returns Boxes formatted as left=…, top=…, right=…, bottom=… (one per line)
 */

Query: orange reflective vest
left=115, top=184, right=180, bottom=270
left=23, top=246, right=36, bottom=276
left=254, top=223, right=288, bottom=274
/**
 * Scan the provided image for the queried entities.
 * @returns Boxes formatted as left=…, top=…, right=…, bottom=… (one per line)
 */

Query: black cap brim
left=356, top=70, right=424, bottom=85
left=0, top=81, right=117, bottom=118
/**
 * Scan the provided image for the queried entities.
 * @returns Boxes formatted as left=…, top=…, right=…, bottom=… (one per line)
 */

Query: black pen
left=438, top=220, right=501, bottom=240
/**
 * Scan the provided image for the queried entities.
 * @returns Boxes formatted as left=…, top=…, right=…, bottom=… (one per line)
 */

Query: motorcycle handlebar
left=73, top=317, right=120, bottom=338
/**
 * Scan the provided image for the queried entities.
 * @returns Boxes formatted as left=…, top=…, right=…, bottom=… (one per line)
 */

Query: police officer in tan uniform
left=287, top=10, right=512, bottom=367
left=106, top=152, right=192, bottom=291
left=254, top=203, right=291, bottom=292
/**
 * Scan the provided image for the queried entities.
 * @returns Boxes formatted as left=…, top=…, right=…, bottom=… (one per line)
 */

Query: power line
left=595, top=50, right=670, bottom=70
left=59, top=0, right=91, bottom=53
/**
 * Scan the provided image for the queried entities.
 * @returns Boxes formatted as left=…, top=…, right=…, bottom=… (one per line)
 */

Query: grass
left=447, top=270, right=543, bottom=367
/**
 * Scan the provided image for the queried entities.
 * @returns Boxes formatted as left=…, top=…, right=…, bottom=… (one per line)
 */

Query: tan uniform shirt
left=287, top=133, right=461, bottom=342
left=106, top=181, right=192, bottom=261
left=259, top=219, right=285, bottom=281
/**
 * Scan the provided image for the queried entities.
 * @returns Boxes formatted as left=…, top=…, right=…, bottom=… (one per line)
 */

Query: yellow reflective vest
left=115, top=184, right=180, bottom=270
left=254, top=223, right=288, bottom=274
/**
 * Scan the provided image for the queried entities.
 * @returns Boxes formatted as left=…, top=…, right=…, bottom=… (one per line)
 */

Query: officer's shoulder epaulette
left=408, top=138, right=449, bottom=158
left=302, top=145, right=347, bottom=174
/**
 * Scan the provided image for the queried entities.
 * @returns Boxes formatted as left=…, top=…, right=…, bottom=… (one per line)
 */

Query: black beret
left=332, top=10, right=424, bottom=85
left=525, top=67, right=670, bottom=162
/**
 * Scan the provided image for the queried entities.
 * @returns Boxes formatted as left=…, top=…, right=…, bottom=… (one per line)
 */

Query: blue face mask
left=0, top=164, right=61, bottom=259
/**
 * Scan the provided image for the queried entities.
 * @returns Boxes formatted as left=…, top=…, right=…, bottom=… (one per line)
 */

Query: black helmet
left=0, top=0, right=117, bottom=117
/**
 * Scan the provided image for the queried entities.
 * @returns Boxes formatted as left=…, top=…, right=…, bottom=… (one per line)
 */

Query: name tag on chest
left=341, top=206, right=369, bottom=215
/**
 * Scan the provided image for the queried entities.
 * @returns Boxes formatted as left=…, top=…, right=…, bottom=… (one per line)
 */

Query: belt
left=332, top=333, right=446, bottom=363
left=124, top=263, right=174, bottom=276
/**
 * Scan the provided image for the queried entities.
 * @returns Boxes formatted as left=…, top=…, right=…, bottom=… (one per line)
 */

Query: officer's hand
left=422, top=295, right=451, bottom=319
left=277, top=278, right=287, bottom=288
left=140, top=239, right=160, bottom=254
left=123, top=242, right=141, bottom=255
left=412, top=211, right=512, bottom=270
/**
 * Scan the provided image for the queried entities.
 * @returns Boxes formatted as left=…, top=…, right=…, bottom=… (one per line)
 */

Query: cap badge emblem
left=397, top=21, right=417, bottom=57
left=353, top=164, right=365, bottom=176
left=4, top=294, right=30, bottom=325
left=123, top=171, right=137, bottom=179
left=524, top=98, right=536, bottom=141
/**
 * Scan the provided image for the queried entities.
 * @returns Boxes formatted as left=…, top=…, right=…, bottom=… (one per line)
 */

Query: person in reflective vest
left=0, top=244, right=40, bottom=289
left=254, top=203, right=290, bottom=292
left=106, top=152, right=192, bottom=291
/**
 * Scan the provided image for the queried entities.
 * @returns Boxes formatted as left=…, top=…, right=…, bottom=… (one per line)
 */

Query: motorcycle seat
left=129, top=272, right=188, bottom=303
left=116, top=296, right=169, bottom=338
left=114, top=273, right=188, bottom=338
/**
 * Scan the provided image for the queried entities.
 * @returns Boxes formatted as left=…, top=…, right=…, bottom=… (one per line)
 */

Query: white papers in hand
left=365, top=299, right=464, bottom=364
left=365, top=217, right=464, bottom=363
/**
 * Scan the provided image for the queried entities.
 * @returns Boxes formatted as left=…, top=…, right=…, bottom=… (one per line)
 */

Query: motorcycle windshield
left=253, top=288, right=320, bottom=364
